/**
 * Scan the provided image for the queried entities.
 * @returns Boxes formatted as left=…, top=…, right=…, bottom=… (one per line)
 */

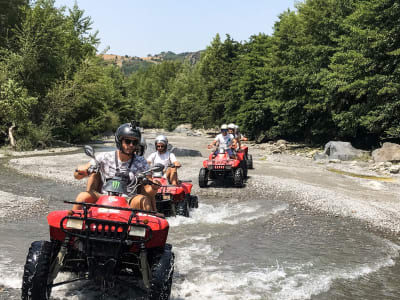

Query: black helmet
left=115, top=123, right=141, bottom=151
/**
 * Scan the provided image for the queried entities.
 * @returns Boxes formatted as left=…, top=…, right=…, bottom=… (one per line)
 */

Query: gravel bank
left=3, top=131, right=400, bottom=236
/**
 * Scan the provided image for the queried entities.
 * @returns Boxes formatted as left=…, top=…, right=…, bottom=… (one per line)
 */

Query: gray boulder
left=173, top=123, right=192, bottom=134
left=314, top=141, right=366, bottom=161
left=372, top=142, right=400, bottom=162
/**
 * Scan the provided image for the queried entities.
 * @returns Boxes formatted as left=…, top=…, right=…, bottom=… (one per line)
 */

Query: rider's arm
left=169, top=153, right=180, bottom=167
left=74, top=162, right=91, bottom=179
left=208, top=136, right=219, bottom=149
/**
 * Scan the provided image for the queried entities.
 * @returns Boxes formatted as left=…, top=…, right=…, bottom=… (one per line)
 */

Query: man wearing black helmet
left=72, top=122, right=159, bottom=213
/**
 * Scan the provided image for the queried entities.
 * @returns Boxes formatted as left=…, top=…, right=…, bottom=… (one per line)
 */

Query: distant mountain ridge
left=99, top=51, right=202, bottom=75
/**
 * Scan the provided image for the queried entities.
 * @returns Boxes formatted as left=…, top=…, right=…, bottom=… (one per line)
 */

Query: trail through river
left=1, top=135, right=400, bottom=299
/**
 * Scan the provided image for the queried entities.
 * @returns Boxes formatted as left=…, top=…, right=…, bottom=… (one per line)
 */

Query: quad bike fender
left=203, top=160, right=209, bottom=168
left=236, top=152, right=245, bottom=161
left=240, top=145, right=249, bottom=153
left=232, top=160, right=241, bottom=168
left=180, top=182, right=193, bottom=194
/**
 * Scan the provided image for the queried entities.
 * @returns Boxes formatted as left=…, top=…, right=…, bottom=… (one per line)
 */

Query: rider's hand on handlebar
left=207, top=144, right=212, bottom=149
left=151, top=179, right=161, bottom=190
left=75, top=165, right=88, bottom=176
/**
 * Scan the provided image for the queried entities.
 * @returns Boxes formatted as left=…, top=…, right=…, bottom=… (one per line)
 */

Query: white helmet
left=234, top=124, right=239, bottom=130
left=227, top=123, right=235, bottom=130
left=221, top=124, right=228, bottom=130
left=155, top=135, right=168, bottom=147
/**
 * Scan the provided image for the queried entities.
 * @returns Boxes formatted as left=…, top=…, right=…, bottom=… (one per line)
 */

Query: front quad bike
left=199, top=147, right=245, bottom=188
left=21, top=146, right=174, bottom=300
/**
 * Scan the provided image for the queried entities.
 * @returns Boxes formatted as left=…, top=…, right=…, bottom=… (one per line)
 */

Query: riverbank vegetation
left=0, top=0, right=399, bottom=150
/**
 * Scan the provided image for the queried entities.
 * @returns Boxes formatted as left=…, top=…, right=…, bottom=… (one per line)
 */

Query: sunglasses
left=123, top=139, right=138, bottom=145
left=221, top=129, right=228, bottom=132
left=156, top=144, right=166, bottom=148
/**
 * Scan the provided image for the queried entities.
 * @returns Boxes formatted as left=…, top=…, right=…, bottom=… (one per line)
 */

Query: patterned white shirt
left=90, top=151, right=149, bottom=194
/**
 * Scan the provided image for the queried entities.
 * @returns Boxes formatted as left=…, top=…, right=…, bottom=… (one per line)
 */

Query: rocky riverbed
left=2, top=130, right=400, bottom=299
left=2, top=130, right=400, bottom=236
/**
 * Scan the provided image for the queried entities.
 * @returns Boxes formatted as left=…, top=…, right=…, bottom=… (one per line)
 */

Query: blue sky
left=54, top=0, right=297, bottom=57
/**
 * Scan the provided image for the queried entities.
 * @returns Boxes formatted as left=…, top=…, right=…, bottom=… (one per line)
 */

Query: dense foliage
left=1, top=0, right=399, bottom=149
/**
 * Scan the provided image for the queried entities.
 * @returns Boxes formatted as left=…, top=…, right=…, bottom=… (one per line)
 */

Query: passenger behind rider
left=72, top=122, right=160, bottom=213
left=207, top=124, right=236, bottom=159
left=227, top=123, right=240, bottom=150
left=147, top=135, right=181, bottom=186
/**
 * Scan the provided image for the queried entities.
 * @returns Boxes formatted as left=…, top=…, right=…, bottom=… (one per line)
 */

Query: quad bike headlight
left=129, top=226, right=146, bottom=238
left=66, top=219, right=84, bottom=230
left=162, top=194, right=172, bottom=200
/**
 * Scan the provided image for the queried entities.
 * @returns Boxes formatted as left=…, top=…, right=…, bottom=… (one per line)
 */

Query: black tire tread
left=198, top=168, right=208, bottom=188
left=22, top=240, right=54, bottom=300
left=148, top=244, right=174, bottom=300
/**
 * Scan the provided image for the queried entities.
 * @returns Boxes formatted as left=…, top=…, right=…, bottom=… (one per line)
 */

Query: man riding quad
left=207, top=124, right=236, bottom=159
left=147, top=135, right=181, bottom=186
left=72, top=122, right=159, bottom=213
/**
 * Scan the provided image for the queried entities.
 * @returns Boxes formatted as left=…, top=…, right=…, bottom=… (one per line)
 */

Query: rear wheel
left=22, top=241, right=56, bottom=300
left=246, top=154, right=253, bottom=169
left=198, top=168, right=208, bottom=188
left=176, top=197, right=189, bottom=217
left=190, top=195, right=198, bottom=208
left=233, top=168, right=244, bottom=187
left=148, top=244, right=174, bottom=300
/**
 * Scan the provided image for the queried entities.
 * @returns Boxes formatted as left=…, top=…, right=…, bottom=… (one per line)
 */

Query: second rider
left=147, top=135, right=181, bottom=186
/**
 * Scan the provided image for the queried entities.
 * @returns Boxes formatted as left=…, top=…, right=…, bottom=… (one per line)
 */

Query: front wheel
left=246, top=154, right=253, bottom=169
left=233, top=168, right=244, bottom=187
left=198, top=168, right=208, bottom=188
left=148, top=244, right=175, bottom=300
left=22, top=241, right=56, bottom=300
left=176, top=198, right=189, bottom=217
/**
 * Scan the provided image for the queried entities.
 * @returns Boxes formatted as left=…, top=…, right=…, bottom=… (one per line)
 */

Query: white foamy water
left=0, top=254, right=22, bottom=289
left=171, top=239, right=400, bottom=300
left=168, top=201, right=288, bottom=227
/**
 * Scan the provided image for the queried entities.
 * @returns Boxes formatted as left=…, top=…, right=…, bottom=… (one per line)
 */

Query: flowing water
left=1, top=151, right=400, bottom=300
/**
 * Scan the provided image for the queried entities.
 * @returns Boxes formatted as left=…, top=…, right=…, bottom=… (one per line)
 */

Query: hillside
left=99, top=51, right=203, bottom=76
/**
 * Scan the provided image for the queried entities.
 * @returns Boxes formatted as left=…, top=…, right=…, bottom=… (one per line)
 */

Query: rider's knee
left=130, top=194, right=152, bottom=211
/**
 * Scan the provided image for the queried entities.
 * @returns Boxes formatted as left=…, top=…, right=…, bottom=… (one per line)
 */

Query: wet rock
left=171, top=147, right=202, bottom=157
left=372, top=142, right=400, bottom=162
left=144, top=142, right=201, bottom=157
left=389, top=165, right=400, bottom=174
left=314, top=141, right=367, bottom=161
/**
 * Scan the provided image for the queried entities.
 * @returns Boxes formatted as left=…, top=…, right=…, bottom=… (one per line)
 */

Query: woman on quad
left=207, top=124, right=236, bottom=159
left=72, top=122, right=160, bottom=213
left=147, top=135, right=181, bottom=186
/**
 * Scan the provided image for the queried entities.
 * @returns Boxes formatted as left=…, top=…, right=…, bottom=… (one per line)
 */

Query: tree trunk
left=8, top=123, right=16, bottom=148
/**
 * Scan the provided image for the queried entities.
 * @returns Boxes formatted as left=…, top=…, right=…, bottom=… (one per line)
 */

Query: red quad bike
left=153, top=164, right=198, bottom=218
left=199, top=147, right=247, bottom=188
left=21, top=146, right=174, bottom=300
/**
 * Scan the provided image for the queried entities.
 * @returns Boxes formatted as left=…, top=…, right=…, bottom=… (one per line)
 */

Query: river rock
left=314, top=141, right=366, bottom=161
left=389, top=165, right=400, bottom=174
left=173, top=123, right=192, bottom=134
left=372, top=142, right=400, bottom=162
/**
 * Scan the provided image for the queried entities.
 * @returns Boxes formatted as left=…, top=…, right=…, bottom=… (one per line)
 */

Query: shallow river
left=1, top=149, right=400, bottom=300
